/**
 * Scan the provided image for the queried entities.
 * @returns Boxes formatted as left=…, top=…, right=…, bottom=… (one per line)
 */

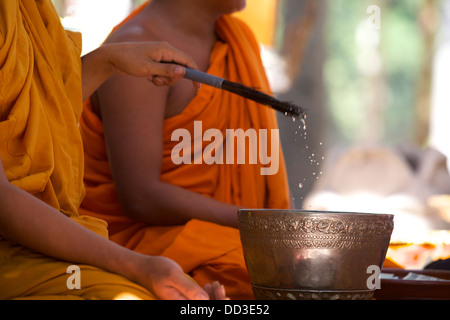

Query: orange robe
left=80, top=5, right=291, bottom=300
left=0, top=0, right=154, bottom=300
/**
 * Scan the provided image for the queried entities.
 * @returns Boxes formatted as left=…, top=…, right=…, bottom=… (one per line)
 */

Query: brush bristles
left=221, top=80, right=306, bottom=118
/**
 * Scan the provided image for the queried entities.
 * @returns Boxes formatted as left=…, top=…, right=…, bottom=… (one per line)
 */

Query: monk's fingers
left=148, top=42, right=201, bottom=88
left=209, top=281, right=229, bottom=300
left=149, top=257, right=210, bottom=300
left=156, top=276, right=210, bottom=301
left=148, top=66, right=200, bottom=89
left=146, top=61, right=188, bottom=87
left=202, top=281, right=229, bottom=300
left=174, top=276, right=211, bottom=301
left=145, top=61, right=185, bottom=80
left=150, top=75, right=175, bottom=87
left=153, top=41, right=199, bottom=71
left=204, top=283, right=212, bottom=297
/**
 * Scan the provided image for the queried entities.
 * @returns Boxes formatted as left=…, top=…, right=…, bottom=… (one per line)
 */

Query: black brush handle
left=183, top=67, right=305, bottom=118
left=183, top=68, right=224, bottom=89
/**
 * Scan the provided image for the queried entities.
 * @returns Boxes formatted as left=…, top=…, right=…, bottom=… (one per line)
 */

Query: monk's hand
left=135, top=255, right=210, bottom=300
left=103, top=42, right=201, bottom=88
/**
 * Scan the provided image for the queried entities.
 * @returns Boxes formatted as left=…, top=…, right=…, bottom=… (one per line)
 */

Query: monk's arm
left=96, top=74, right=242, bottom=228
left=0, top=157, right=210, bottom=300
left=81, top=42, right=199, bottom=101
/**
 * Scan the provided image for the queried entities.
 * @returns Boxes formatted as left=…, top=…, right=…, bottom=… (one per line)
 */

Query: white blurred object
left=430, top=0, right=450, bottom=172
left=60, top=0, right=132, bottom=55
left=260, top=45, right=292, bottom=94
left=303, top=144, right=450, bottom=242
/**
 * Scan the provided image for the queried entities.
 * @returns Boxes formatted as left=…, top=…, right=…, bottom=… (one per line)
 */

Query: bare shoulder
left=104, top=14, right=164, bottom=44
left=93, top=24, right=170, bottom=119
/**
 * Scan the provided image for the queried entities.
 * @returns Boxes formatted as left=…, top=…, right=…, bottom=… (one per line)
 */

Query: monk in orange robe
left=0, top=0, right=225, bottom=300
left=80, top=0, right=291, bottom=300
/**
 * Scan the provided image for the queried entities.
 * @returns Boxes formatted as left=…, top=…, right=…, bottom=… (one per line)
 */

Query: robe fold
left=80, top=4, right=291, bottom=300
left=0, top=0, right=154, bottom=300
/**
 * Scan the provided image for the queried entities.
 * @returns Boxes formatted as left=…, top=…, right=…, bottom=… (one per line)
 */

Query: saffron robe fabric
left=0, top=0, right=154, bottom=300
left=80, top=4, right=291, bottom=300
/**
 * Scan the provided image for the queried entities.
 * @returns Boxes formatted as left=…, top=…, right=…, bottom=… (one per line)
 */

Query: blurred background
left=52, top=0, right=450, bottom=247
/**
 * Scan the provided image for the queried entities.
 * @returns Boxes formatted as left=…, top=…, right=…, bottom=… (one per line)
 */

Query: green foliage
left=324, top=0, right=426, bottom=144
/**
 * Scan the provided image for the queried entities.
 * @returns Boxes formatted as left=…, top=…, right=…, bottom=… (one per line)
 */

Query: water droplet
left=300, top=118, right=307, bottom=130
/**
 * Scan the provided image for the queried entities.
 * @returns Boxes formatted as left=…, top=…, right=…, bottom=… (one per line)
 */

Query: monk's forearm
left=81, top=46, right=116, bottom=101
left=0, top=181, right=140, bottom=281
left=120, top=181, right=242, bottom=228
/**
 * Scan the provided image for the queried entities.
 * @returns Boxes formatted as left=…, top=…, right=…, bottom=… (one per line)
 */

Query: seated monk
left=0, top=0, right=226, bottom=300
left=80, top=0, right=291, bottom=300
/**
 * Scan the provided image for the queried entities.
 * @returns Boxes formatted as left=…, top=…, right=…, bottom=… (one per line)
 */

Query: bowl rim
left=238, top=208, right=394, bottom=218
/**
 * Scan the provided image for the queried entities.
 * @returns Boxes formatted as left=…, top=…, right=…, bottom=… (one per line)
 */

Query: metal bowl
left=237, top=209, right=394, bottom=300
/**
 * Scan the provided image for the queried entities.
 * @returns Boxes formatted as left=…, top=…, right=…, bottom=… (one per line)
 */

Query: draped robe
left=0, top=0, right=154, bottom=300
left=80, top=3, right=291, bottom=300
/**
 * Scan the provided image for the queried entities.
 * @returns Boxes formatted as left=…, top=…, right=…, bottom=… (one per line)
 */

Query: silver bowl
left=237, top=209, right=394, bottom=300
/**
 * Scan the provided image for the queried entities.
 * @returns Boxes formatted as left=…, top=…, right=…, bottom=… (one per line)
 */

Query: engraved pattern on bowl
left=238, top=210, right=394, bottom=299
left=251, top=285, right=375, bottom=300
